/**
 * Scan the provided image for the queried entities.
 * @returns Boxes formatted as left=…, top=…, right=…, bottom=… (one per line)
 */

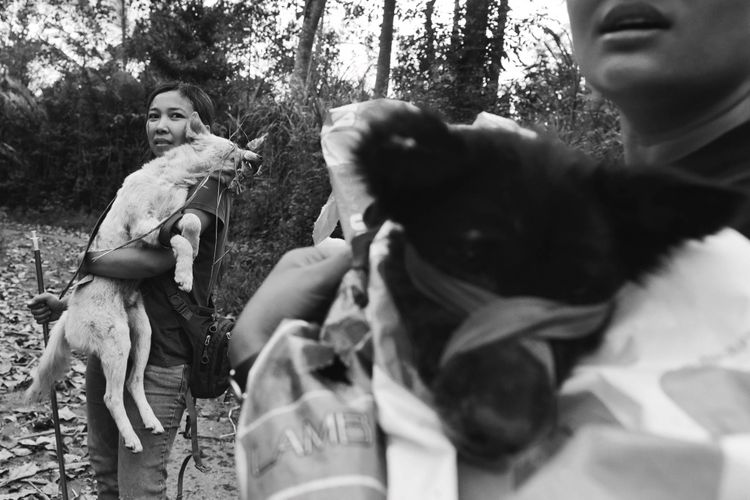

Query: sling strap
left=176, top=388, right=209, bottom=499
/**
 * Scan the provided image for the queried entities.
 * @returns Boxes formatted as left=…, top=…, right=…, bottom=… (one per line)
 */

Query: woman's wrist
left=82, top=251, right=100, bottom=274
left=228, top=353, right=259, bottom=399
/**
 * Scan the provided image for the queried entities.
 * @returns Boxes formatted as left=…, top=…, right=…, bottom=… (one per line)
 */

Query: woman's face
left=146, top=90, right=195, bottom=157
left=567, top=0, right=750, bottom=103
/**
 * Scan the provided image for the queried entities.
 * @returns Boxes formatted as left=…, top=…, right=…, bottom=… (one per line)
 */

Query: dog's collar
left=403, top=244, right=613, bottom=369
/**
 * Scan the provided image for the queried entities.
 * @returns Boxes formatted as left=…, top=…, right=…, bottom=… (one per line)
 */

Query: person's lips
left=153, top=138, right=172, bottom=146
left=599, top=3, right=671, bottom=34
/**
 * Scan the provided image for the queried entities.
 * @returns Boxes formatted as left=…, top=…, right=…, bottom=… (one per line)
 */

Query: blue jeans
left=86, top=355, right=189, bottom=499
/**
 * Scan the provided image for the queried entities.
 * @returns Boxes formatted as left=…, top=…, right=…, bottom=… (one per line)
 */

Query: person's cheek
left=174, top=122, right=189, bottom=146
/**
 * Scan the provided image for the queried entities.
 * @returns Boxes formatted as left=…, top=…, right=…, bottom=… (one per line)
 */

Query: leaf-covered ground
left=0, top=216, right=239, bottom=499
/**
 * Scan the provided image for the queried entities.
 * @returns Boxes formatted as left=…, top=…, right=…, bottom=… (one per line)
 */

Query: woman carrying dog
left=28, top=82, right=233, bottom=499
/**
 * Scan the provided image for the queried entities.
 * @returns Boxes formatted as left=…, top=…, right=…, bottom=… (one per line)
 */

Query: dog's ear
left=186, top=112, right=210, bottom=141
left=355, top=107, right=467, bottom=221
left=592, top=164, right=747, bottom=276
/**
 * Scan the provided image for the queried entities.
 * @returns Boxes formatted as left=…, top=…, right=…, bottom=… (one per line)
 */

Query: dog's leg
left=24, top=313, right=72, bottom=402
left=98, top=323, right=143, bottom=453
left=177, top=213, right=201, bottom=258
left=126, top=299, right=164, bottom=435
left=170, top=233, right=197, bottom=292
left=170, top=212, right=201, bottom=292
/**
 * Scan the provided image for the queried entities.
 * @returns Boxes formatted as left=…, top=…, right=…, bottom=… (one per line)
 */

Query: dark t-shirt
left=670, top=120, right=750, bottom=237
left=143, top=177, right=232, bottom=366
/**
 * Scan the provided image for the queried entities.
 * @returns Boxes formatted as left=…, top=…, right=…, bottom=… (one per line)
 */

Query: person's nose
left=154, top=115, right=169, bottom=133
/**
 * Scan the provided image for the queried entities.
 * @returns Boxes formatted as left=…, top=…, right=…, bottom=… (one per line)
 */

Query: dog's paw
left=122, top=433, right=143, bottom=453
left=175, top=272, right=193, bottom=292
left=143, top=417, right=165, bottom=435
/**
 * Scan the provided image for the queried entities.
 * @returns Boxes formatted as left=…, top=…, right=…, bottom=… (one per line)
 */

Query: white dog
left=26, top=113, right=256, bottom=453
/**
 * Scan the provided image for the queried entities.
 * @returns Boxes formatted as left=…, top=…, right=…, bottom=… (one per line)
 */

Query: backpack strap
left=176, top=388, right=210, bottom=497
left=158, top=273, right=215, bottom=320
left=158, top=211, right=186, bottom=248
left=59, top=197, right=115, bottom=298
left=185, top=388, right=209, bottom=470
left=157, top=275, right=217, bottom=480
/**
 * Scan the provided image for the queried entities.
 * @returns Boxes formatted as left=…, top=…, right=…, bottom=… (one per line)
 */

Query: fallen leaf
left=1, top=462, right=39, bottom=487
left=57, top=407, right=76, bottom=422
left=0, top=487, right=38, bottom=500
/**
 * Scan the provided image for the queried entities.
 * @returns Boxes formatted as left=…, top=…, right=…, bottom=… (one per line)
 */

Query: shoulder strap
left=205, top=181, right=233, bottom=297
left=59, top=197, right=116, bottom=298
left=156, top=273, right=215, bottom=320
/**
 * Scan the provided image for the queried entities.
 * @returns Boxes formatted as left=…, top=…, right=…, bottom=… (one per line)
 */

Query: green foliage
left=506, top=29, right=622, bottom=163
left=215, top=96, right=342, bottom=314
left=391, top=0, right=511, bottom=122
left=128, top=0, right=264, bottom=88
left=0, top=64, right=148, bottom=212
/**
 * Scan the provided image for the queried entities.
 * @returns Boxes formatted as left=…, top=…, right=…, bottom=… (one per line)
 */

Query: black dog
left=354, top=107, right=744, bottom=465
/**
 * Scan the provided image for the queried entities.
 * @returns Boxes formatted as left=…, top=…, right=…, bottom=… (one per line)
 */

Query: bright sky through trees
left=6, top=0, right=571, bottom=93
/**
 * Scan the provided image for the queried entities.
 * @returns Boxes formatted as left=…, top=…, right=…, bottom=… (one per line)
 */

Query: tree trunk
left=119, top=0, right=129, bottom=68
left=420, top=0, right=436, bottom=75
left=374, top=0, right=396, bottom=97
left=290, top=0, right=327, bottom=100
left=485, top=0, right=509, bottom=102
left=449, top=0, right=461, bottom=71
left=457, top=0, right=490, bottom=89
left=452, top=0, right=490, bottom=120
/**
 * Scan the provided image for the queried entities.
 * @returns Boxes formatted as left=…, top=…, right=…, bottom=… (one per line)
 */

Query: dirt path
left=0, top=220, right=239, bottom=499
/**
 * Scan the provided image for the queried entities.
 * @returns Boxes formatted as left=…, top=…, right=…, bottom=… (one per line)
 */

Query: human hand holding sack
left=233, top=234, right=385, bottom=500
left=229, top=241, right=352, bottom=375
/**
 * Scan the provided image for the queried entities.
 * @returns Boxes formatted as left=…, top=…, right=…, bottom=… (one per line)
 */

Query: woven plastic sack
left=234, top=263, right=386, bottom=500
left=312, top=99, right=422, bottom=244
left=513, top=228, right=750, bottom=499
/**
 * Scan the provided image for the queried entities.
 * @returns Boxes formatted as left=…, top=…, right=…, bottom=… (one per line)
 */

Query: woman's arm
left=85, top=247, right=175, bottom=279
left=84, top=208, right=215, bottom=279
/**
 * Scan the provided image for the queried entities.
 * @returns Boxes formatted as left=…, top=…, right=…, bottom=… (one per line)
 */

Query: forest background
left=0, top=0, right=622, bottom=314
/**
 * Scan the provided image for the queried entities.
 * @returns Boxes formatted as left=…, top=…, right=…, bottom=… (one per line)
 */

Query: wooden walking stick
left=30, top=231, right=69, bottom=500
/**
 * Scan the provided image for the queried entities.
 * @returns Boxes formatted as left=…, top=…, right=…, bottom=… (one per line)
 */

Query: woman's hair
left=146, top=82, right=215, bottom=127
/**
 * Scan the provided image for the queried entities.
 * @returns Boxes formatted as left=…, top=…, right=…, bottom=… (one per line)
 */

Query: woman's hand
left=27, top=292, right=67, bottom=324
left=228, top=241, right=352, bottom=368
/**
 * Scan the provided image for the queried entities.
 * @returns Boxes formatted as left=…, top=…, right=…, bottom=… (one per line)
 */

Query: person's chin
left=587, top=53, right=673, bottom=98
left=151, top=144, right=174, bottom=157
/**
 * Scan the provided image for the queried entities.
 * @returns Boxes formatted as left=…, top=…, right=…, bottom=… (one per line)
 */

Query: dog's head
left=356, top=106, right=743, bottom=304
left=354, top=106, right=746, bottom=463
left=165, top=113, right=260, bottom=187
